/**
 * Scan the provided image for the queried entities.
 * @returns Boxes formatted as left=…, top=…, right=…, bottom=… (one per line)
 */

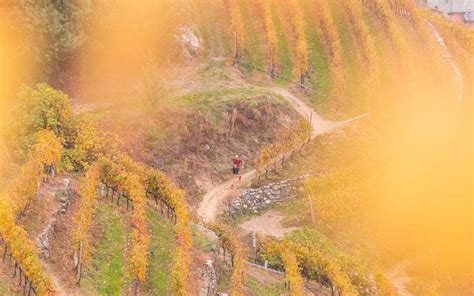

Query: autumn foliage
left=256, top=120, right=311, bottom=175
left=311, top=0, right=345, bottom=103
left=72, top=163, right=100, bottom=283
left=8, top=130, right=63, bottom=216
left=258, top=0, right=278, bottom=76
left=0, top=195, right=55, bottom=295
left=207, top=222, right=245, bottom=296
left=362, top=0, right=410, bottom=63
left=258, top=234, right=358, bottom=295
left=227, top=0, right=245, bottom=62
left=73, top=154, right=192, bottom=294
left=340, top=0, right=379, bottom=110
left=287, top=0, right=309, bottom=84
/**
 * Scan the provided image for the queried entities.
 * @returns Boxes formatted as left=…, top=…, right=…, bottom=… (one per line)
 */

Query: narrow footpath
left=197, top=87, right=368, bottom=221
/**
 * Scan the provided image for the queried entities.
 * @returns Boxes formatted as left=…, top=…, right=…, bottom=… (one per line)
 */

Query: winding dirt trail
left=197, top=87, right=368, bottom=221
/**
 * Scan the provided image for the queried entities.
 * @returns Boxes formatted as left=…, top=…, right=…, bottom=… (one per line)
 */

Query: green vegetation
left=81, top=204, right=177, bottom=296
left=143, top=209, right=176, bottom=295
left=246, top=275, right=287, bottom=296
left=191, top=224, right=214, bottom=253
left=240, top=0, right=265, bottom=71
left=81, top=203, right=132, bottom=295
left=12, top=1, right=91, bottom=80
left=270, top=2, right=293, bottom=84
left=5, top=83, right=112, bottom=171
left=217, top=268, right=231, bottom=292
left=7, top=83, right=73, bottom=159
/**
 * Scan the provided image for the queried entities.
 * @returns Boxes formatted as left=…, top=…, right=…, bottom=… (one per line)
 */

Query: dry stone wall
left=36, top=178, right=74, bottom=259
left=228, top=176, right=305, bottom=215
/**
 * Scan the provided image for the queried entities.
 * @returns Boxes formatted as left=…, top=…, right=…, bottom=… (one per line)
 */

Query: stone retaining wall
left=228, top=176, right=305, bottom=215
left=36, top=178, right=74, bottom=259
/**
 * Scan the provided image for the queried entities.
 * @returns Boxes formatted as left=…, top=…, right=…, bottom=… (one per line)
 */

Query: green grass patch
left=175, top=86, right=286, bottom=124
left=300, top=0, right=331, bottom=107
left=191, top=224, right=214, bottom=253
left=240, top=0, right=265, bottom=72
left=270, top=1, right=293, bottom=84
left=82, top=203, right=132, bottom=296
left=143, top=209, right=176, bottom=295
left=217, top=267, right=231, bottom=293
left=246, top=276, right=288, bottom=296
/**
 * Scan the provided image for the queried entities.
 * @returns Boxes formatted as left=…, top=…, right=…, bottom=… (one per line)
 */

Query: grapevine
left=228, top=0, right=245, bottom=63
left=8, top=130, right=63, bottom=217
left=124, top=173, right=149, bottom=295
left=207, top=222, right=245, bottom=295
left=258, top=0, right=278, bottom=76
left=279, top=243, right=304, bottom=295
left=72, top=163, right=100, bottom=284
left=287, top=0, right=310, bottom=84
left=258, top=235, right=357, bottom=295
left=424, top=11, right=474, bottom=55
left=0, top=194, right=55, bottom=295
left=114, top=155, right=192, bottom=295
left=256, top=119, right=311, bottom=176
left=361, top=0, right=410, bottom=63
left=311, top=0, right=345, bottom=103
left=340, top=0, right=379, bottom=111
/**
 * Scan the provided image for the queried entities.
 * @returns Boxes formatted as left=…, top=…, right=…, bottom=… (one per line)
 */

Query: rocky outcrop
left=200, top=259, right=217, bottom=296
left=176, top=25, right=202, bottom=62
left=228, top=176, right=306, bottom=215
left=36, top=178, right=74, bottom=259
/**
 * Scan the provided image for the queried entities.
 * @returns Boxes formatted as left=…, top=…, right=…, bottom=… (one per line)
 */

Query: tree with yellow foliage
left=31, top=129, right=63, bottom=176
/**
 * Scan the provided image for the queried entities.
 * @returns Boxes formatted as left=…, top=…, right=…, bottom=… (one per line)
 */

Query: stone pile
left=228, top=176, right=305, bottom=215
left=200, top=259, right=217, bottom=296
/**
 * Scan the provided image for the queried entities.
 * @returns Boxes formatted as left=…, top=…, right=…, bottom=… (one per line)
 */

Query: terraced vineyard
left=0, top=0, right=472, bottom=295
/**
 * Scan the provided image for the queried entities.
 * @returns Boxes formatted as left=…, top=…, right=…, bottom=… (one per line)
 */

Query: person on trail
left=231, top=154, right=243, bottom=188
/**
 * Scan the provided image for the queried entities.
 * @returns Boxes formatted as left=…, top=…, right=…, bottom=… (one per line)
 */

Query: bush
left=63, top=115, right=117, bottom=171
left=7, top=83, right=73, bottom=159
left=6, top=83, right=117, bottom=171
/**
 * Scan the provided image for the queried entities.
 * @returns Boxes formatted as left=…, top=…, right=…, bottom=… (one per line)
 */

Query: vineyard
left=0, top=0, right=472, bottom=295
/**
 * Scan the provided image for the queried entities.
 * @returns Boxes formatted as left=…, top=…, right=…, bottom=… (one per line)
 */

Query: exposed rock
left=228, top=176, right=307, bottom=216
left=36, top=178, right=74, bottom=259
left=200, top=259, right=217, bottom=296
left=176, top=25, right=202, bottom=62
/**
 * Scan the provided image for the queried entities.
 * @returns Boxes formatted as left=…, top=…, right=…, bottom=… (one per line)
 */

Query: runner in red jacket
left=231, top=154, right=243, bottom=188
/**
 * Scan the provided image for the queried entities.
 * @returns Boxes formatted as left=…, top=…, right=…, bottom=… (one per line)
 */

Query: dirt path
left=32, top=177, right=82, bottom=296
left=44, top=264, right=82, bottom=296
left=197, top=87, right=368, bottom=221
left=240, top=210, right=300, bottom=238
left=385, top=261, right=413, bottom=296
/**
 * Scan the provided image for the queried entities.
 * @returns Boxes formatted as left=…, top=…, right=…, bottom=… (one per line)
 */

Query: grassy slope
left=81, top=203, right=176, bottom=295
left=328, top=0, right=367, bottom=118
left=240, top=0, right=265, bottom=72
left=270, top=0, right=294, bottom=84
left=81, top=203, right=132, bottom=295
left=143, top=209, right=176, bottom=295
left=246, top=276, right=287, bottom=296
left=301, top=0, right=331, bottom=109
